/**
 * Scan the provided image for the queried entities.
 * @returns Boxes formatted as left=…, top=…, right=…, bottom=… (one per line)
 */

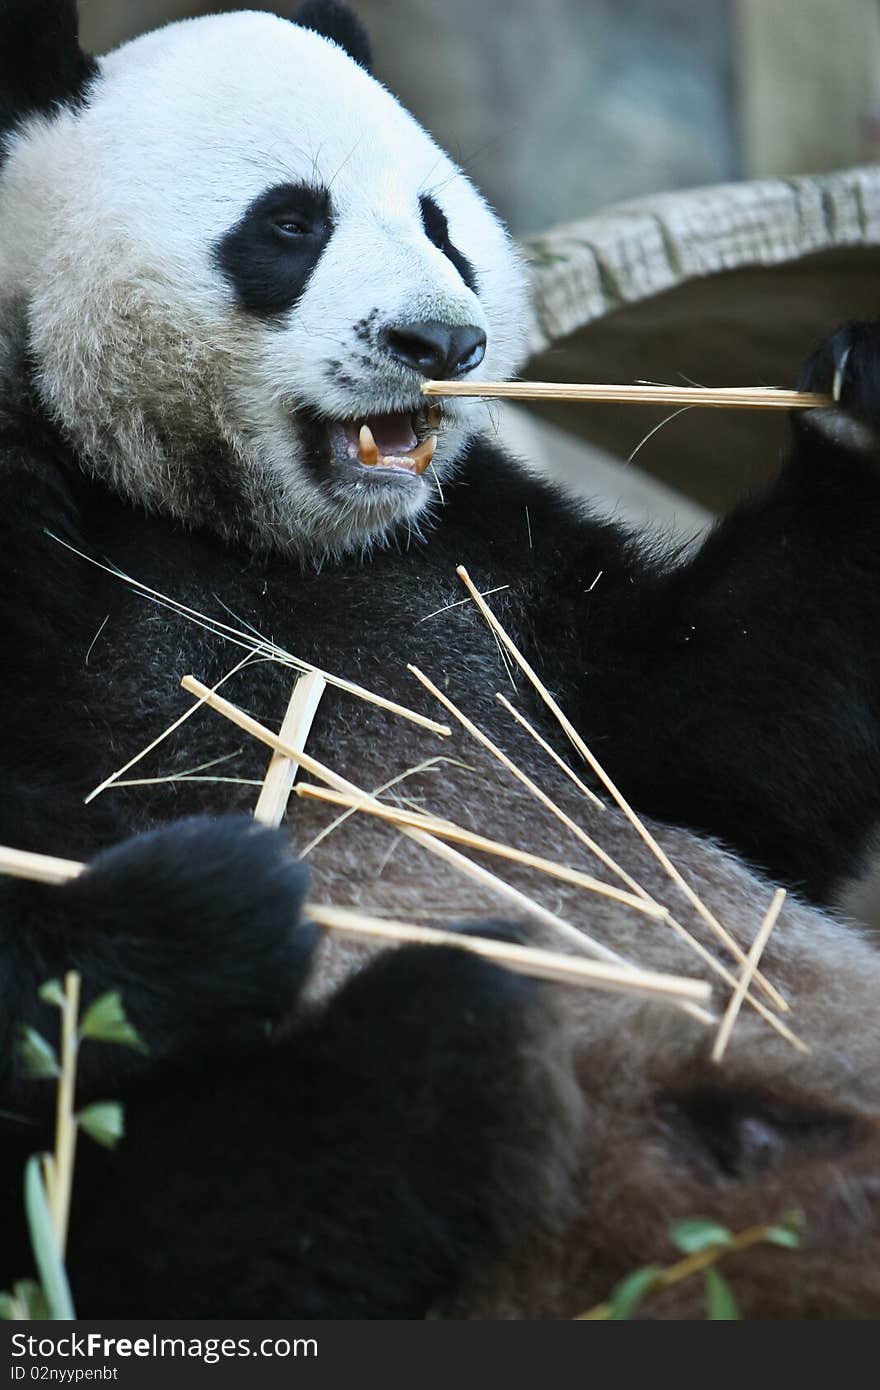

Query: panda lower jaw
left=325, top=408, right=440, bottom=480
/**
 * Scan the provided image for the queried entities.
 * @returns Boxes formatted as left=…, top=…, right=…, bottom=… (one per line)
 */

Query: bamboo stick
left=496, top=691, right=601, bottom=806
left=0, top=842, right=710, bottom=1008
left=52, top=971, right=80, bottom=1258
left=422, top=381, right=831, bottom=411
left=455, top=566, right=789, bottom=1015
left=294, top=782, right=805, bottom=1052
left=179, top=676, right=714, bottom=1024
left=253, top=671, right=326, bottom=826
left=410, top=660, right=805, bottom=1050
left=0, top=845, right=84, bottom=885
left=306, top=904, right=711, bottom=1006
left=294, top=781, right=666, bottom=918
left=712, top=888, right=787, bottom=1064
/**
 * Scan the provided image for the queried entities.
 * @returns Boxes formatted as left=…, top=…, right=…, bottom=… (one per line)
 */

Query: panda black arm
left=0, top=448, right=316, bottom=1103
left=515, top=326, right=880, bottom=900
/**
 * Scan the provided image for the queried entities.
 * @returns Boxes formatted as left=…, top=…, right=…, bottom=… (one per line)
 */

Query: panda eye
left=272, top=215, right=315, bottom=238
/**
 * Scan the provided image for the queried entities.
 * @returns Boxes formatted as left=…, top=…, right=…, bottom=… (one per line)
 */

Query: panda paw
left=60, top=815, right=315, bottom=1065
left=795, top=321, right=880, bottom=454
left=51, top=925, right=581, bottom=1319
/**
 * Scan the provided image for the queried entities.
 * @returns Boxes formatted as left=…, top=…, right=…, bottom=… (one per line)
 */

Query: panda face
left=0, top=11, right=529, bottom=557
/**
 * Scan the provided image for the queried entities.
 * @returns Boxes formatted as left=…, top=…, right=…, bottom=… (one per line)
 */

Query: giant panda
left=0, top=0, right=879, bottom=1320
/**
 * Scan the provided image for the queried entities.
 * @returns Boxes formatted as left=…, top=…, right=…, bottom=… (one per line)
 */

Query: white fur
left=0, top=11, right=529, bottom=556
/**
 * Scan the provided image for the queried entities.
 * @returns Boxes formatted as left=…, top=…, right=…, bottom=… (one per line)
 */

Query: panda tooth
left=411, top=434, right=438, bottom=475
left=358, top=423, right=380, bottom=466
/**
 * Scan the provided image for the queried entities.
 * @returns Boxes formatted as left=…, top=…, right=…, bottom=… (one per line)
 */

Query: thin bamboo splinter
left=712, top=888, right=787, bottom=1064
left=297, top=779, right=806, bottom=1054
left=180, top=675, right=714, bottom=1024
left=294, top=781, right=665, bottom=918
left=496, top=691, right=602, bottom=807
left=410, top=659, right=804, bottom=1050
left=0, top=843, right=709, bottom=1007
left=422, top=381, right=832, bottom=411
left=455, top=566, right=789, bottom=1015
left=50, top=532, right=452, bottom=743
left=180, top=677, right=674, bottom=970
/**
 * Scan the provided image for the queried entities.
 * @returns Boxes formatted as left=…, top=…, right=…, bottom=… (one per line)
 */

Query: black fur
left=215, top=182, right=334, bottom=319
left=1, top=936, right=551, bottom=1317
left=293, top=0, right=372, bottom=72
left=0, top=0, right=98, bottom=156
left=419, top=194, right=478, bottom=293
left=4, top=323, right=880, bottom=1317
left=4, top=1, right=880, bottom=1322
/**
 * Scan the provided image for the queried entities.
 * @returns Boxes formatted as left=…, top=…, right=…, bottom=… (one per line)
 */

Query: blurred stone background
left=78, top=0, right=880, bottom=237
left=76, top=1, right=880, bottom=528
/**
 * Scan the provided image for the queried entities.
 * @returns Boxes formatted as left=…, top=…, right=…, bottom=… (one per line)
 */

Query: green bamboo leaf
left=77, top=1101, right=125, bottom=1150
left=609, top=1265, right=662, bottom=1319
left=0, top=1282, right=48, bottom=1320
left=764, top=1211, right=803, bottom=1249
left=79, top=992, right=146, bottom=1052
left=38, top=980, right=66, bottom=1009
left=18, top=1027, right=59, bottom=1081
left=17, top=1281, right=50, bottom=1319
left=23, top=1156, right=75, bottom=1320
left=671, top=1218, right=734, bottom=1254
left=704, top=1267, right=740, bottom=1320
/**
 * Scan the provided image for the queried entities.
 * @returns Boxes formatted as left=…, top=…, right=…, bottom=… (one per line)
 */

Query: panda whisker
left=84, top=612, right=110, bottom=666
left=455, top=566, right=791, bottom=1016
left=427, top=459, right=445, bottom=506
left=325, top=137, right=365, bottom=192
left=491, top=623, right=518, bottom=689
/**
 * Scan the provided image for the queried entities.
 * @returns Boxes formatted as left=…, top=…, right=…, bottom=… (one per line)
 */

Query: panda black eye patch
left=419, top=194, right=477, bottom=292
left=215, top=182, right=333, bottom=318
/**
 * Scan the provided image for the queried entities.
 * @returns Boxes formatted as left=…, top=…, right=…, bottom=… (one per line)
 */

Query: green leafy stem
left=577, top=1212, right=803, bottom=1321
left=1, top=975, right=144, bottom=1321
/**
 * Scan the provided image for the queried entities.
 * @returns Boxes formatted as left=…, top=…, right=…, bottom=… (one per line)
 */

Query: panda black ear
left=0, top=1, right=97, bottom=151
left=292, top=0, right=373, bottom=73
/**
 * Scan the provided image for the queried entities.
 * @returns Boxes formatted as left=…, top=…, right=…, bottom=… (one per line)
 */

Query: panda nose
left=379, top=320, right=487, bottom=379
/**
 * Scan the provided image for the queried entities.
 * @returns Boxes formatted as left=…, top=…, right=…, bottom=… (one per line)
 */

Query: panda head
left=0, top=2, right=529, bottom=558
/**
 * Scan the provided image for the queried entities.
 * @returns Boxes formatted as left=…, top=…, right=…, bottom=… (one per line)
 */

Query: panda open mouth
left=325, top=406, right=441, bottom=478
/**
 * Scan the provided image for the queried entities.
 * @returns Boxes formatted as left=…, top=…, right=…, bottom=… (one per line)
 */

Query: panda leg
left=12, top=937, right=576, bottom=1319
